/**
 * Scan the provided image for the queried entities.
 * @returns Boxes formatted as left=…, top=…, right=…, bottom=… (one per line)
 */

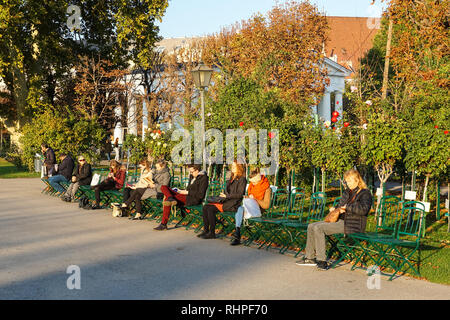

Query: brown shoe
left=154, top=224, right=168, bottom=231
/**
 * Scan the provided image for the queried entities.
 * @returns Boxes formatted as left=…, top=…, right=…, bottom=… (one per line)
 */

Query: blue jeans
left=49, top=175, right=68, bottom=193
left=235, top=206, right=244, bottom=228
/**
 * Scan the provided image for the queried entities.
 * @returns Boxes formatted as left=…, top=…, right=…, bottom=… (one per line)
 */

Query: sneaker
left=316, top=260, right=329, bottom=271
left=154, top=224, right=168, bottom=231
left=295, top=257, right=317, bottom=266
left=131, top=213, right=143, bottom=220
left=230, top=238, right=241, bottom=246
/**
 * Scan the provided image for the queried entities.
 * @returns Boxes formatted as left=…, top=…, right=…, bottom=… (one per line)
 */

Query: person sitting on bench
left=91, top=160, right=126, bottom=210
left=48, top=153, right=74, bottom=196
left=200, top=161, right=247, bottom=239
left=230, top=167, right=271, bottom=246
left=154, top=164, right=208, bottom=231
left=62, top=156, right=92, bottom=202
left=295, top=169, right=372, bottom=270
left=119, top=159, right=170, bottom=220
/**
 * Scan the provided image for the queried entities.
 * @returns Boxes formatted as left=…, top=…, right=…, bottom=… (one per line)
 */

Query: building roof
left=324, top=16, right=381, bottom=72
left=155, top=37, right=200, bottom=55
left=156, top=16, right=381, bottom=75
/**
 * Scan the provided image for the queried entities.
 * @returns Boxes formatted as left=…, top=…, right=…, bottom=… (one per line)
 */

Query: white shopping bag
left=90, top=173, right=101, bottom=186
left=243, top=198, right=261, bottom=219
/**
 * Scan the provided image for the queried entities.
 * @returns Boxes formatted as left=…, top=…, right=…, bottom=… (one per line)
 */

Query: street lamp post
left=191, top=62, right=213, bottom=171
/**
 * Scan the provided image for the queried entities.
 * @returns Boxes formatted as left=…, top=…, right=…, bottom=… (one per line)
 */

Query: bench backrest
left=285, top=190, right=307, bottom=222
left=376, top=195, right=402, bottom=235
left=396, top=201, right=426, bottom=242
left=266, top=189, right=289, bottom=219
left=306, top=192, right=327, bottom=223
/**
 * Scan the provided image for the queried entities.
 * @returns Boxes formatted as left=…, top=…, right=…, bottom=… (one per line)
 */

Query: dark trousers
left=94, top=179, right=116, bottom=204
left=123, top=187, right=132, bottom=203
left=124, top=188, right=146, bottom=213
left=202, top=204, right=219, bottom=233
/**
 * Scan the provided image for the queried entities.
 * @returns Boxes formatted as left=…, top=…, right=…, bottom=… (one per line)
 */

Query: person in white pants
left=114, top=137, right=120, bottom=161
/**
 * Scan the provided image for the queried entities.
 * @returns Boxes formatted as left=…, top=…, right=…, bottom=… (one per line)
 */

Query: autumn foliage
left=200, top=0, right=329, bottom=110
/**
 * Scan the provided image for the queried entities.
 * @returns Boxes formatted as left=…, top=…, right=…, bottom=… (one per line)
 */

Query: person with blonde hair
left=296, top=168, right=372, bottom=270
left=199, top=161, right=247, bottom=239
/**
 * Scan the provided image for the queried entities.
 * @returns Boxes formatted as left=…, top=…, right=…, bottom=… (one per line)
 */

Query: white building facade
left=315, top=57, right=351, bottom=123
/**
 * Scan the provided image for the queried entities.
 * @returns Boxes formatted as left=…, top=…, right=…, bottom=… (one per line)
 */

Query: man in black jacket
left=154, top=164, right=209, bottom=231
left=48, top=153, right=74, bottom=195
left=62, top=156, right=92, bottom=202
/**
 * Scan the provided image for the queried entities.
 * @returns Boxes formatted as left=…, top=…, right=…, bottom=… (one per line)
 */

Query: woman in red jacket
left=91, top=160, right=126, bottom=210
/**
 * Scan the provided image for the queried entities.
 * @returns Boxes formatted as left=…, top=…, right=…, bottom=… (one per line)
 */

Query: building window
left=330, top=92, right=336, bottom=119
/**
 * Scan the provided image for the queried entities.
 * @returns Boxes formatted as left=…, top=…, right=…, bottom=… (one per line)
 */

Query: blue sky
left=157, top=0, right=387, bottom=39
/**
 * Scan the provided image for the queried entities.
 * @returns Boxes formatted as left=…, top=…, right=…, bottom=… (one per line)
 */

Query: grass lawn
left=0, top=158, right=40, bottom=179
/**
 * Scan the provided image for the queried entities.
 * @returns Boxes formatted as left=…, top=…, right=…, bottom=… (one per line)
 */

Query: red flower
left=331, top=117, right=338, bottom=123
left=332, top=111, right=340, bottom=118
left=344, top=122, right=350, bottom=128
left=435, top=125, right=439, bottom=129
left=269, top=132, right=275, bottom=139
left=445, top=130, right=449, bottom=135
left=239, top=122, right=244, bottom=127
left=158, top=130, right=162, bottom=134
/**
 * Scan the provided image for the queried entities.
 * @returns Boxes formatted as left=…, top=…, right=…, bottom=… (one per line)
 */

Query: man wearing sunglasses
left=62, top=156, right=92, bottom=202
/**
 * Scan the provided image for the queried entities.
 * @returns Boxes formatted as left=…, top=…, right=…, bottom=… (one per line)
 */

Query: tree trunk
left=321, top=167, right=326, bottom=193
left=382, top=19, right=394, bottom=100
left=422, top=174, right=430, bottom=203
left=401, top=176, right=405, bottom=201
left=375, top=163, right=393, bottom=226
left=312, top=168, right=317, bottom=194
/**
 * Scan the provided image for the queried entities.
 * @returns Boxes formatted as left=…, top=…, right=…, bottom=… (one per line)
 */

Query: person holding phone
left=296, top=169, right=372, bottom=270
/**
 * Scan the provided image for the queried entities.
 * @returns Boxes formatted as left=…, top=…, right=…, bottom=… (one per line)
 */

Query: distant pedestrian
left=114, top=138, right=120, bottom=161
left=41, top=143, right=56, bottom=177
left=104, top=137, right=112, bottom=161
